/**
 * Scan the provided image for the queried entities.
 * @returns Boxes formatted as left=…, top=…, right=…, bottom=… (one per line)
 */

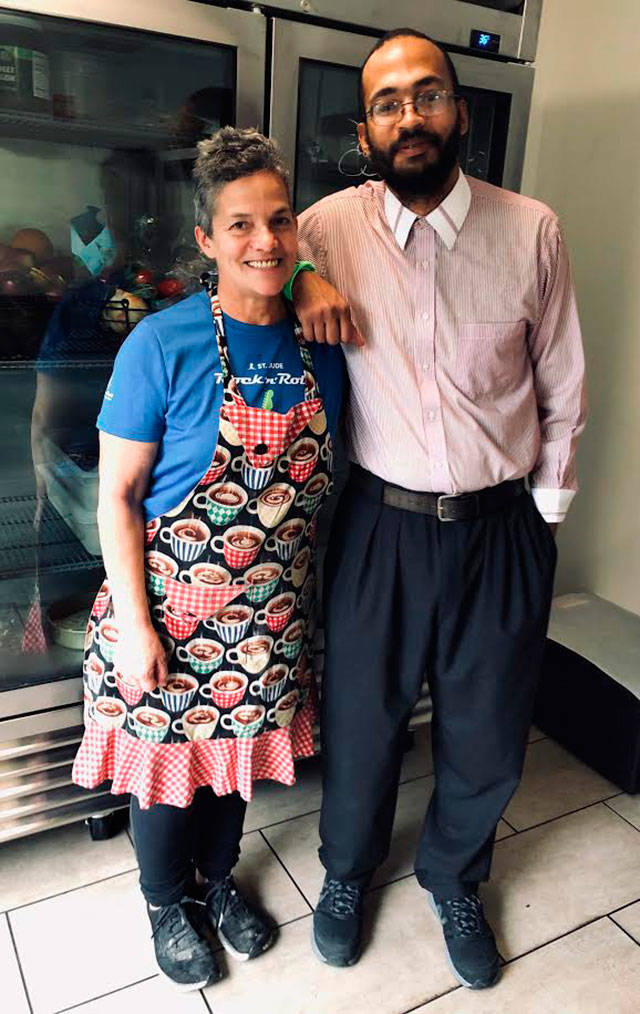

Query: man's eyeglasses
left=366, top=89, right=458, bottom=126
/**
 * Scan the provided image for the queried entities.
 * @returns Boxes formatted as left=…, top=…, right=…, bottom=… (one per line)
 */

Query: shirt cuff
left=530, top=487, right=576, bottom=523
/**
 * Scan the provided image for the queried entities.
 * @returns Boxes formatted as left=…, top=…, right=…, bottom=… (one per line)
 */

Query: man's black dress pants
left=319, top=469, right=557, bottom=898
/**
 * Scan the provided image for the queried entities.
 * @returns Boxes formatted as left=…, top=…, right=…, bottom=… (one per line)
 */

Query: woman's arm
left=97, top=430, right=167, bottom=692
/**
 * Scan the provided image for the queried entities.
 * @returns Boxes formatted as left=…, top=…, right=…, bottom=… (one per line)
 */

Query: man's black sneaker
left=147, top=899, right=221, bottom=991
left=312, top=876, right=365, bottom=967
left=204, top=875, right=276, bottom=961
left=428, top=892, right=500, bottom=989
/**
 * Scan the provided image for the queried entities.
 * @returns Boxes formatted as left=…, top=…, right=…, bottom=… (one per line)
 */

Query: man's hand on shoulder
left=292, top=270, right=365, bottom=347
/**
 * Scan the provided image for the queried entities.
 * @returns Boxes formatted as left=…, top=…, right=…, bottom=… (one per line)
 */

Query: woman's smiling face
left=195, top=170, right=297, bottom=301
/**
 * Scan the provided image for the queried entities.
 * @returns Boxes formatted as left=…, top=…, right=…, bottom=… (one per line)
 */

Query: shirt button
left=422, top=311, right=429, bottom=321
left=427, top=410, right=436, bottom=421
left=422, top=362, right=430, bottom=371
left=422, top=260, right=429, bottom=268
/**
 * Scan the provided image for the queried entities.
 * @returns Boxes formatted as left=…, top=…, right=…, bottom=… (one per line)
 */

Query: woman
left=72, top=127, right=344, bottom=990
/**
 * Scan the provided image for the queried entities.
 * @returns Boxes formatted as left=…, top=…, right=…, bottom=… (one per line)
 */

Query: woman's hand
left=292, top=270, right=365, bottom=347
left=114, top=624, right=168, bottom=694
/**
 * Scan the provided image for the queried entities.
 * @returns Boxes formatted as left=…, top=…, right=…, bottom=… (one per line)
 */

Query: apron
left=72, top=286, right=333, bottom=806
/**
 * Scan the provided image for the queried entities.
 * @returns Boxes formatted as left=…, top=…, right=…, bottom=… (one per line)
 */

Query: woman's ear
left=194, top=225, right=216, bottom=260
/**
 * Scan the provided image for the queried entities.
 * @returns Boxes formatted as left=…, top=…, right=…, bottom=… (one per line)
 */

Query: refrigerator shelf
left=0, top=107, right=175, bottom=150
left=0, top=495, right=100, bottom=581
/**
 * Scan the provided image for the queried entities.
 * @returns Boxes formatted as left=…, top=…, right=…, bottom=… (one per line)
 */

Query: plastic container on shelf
left=41, top=468, right=100, bottom=557
left=0, top=13, right=51, bottom=115
left=38, top=435, right=99, bottom=514
left=50, top=49, right=109, bottom=121
left=36, top=436, right=100, bottom=557
left=48, top=594, right=94, bottom=650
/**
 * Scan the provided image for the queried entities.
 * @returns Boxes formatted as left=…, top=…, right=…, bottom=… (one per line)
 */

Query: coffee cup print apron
left=73, top=288, right=333, bottom=807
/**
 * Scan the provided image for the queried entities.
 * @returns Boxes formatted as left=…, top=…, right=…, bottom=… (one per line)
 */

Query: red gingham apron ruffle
left=72, top=699, right=317, bottom=807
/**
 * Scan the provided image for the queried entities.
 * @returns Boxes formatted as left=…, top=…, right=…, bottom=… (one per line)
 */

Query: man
left=291, top=29, right=586, bottom=989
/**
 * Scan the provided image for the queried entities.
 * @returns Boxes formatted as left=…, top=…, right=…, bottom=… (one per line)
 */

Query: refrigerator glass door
left=0, top=3, right=265, bottom=699
left=270, top=20, right=533, bottom=214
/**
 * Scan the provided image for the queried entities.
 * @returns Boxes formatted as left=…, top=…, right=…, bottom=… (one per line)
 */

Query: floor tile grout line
left=503, top=796, right=631, bottom=836
left=6, top=865, right=140, bottom=915
left=246, top=802, right=323, bottom=833
left=258, top=828, right=315, bottom=913
left=607, top=894, right=640, bottom=917
left=501, top=912, right=608, bottom=966
left=52, top=973, right=158, bottom=1014
left=5, top=911, right=34, bottom=1014
left=373, top=882, right=640, bottom=977
left=607, top=914, right=640, bottom=947
left=200, top=985, right=215, bottom=1013
left=367, top=869, right=415, bottom=897
left=401, top=984, right=462, bottom=1011
left=246, top=771, right=432, bottom=835
left=602, top=799, right=640, bottom=833
left=209, top=910, right=313, bottom=958
left=501, top=815, right=519, bottom=834
left=403, top=911, right=633, bottom=1010
left=278, top=910, right=313, bottom=928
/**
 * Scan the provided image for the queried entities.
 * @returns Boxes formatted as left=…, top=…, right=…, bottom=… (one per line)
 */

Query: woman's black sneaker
left=204, top=875, right=276, bottom=961
left=147, top=898, right=221, bottom=991
left=428, top=892, right=500, bottom=989
left=312, top=876, right=365, bottom=967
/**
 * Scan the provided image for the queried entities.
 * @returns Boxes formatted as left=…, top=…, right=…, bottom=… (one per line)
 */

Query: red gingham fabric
left=221, top=395, right=323, bottom=469
left=72, top=698, right=316, bottom=807
left=163, top=576, right=245, bottom=619
left=21, top=596, right=48, bottom=654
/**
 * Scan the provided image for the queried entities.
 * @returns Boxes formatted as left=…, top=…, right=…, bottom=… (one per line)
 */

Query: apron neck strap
left=205, top=282, right=320, bottom=403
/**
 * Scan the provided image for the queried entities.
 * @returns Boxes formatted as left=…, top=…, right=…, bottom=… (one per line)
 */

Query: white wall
left=521, top=0, right=640, bottom=614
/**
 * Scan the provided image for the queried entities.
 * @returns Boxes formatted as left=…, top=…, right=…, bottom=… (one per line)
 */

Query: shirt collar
left=384, top=169, right=471, bottom=251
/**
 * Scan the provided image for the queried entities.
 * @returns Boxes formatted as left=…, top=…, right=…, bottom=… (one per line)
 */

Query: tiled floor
left=3, top=724, right=640, bottom=1014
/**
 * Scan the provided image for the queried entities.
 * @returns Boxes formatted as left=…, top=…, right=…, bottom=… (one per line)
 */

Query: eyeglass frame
left=365, top=89, right=461, bottom=126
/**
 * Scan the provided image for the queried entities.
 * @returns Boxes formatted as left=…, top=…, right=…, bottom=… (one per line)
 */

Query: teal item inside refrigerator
left=70, top=205, right=115, bottom=277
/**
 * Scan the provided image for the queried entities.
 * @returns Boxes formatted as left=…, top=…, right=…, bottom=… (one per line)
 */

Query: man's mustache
left=389, top=129, right=443, bottom=158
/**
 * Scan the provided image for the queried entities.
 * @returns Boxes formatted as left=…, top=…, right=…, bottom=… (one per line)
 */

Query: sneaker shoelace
left=320, top=879, right=362, bottom=917
left=150, top=902, right=197, bottom=953
left=439, top=895, right=486, bottom=938
left=208, top=877, right=253, bottom=929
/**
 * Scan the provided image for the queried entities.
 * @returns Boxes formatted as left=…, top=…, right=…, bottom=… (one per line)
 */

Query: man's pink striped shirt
left=298, top=172, right=586, bottom=522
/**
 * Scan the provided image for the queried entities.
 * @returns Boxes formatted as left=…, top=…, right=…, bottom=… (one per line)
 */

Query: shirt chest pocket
left=454, top=321, right=527, bottom=400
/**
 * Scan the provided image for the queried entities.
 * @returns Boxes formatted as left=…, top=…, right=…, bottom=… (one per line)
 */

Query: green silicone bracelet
left=283, top=260, right=316, bottom=302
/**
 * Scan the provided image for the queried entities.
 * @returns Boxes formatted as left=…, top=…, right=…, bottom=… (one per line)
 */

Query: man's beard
left=365, top=118, right=461, bottom=199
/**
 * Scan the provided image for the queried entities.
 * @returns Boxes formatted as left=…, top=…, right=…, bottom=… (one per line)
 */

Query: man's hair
left=359, top=28, right=461, bottom=115
left=193, top=126, right=291, bottom=236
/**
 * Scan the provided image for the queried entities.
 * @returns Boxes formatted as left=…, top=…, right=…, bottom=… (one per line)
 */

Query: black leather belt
left=349, top=464, right=525, bottom=521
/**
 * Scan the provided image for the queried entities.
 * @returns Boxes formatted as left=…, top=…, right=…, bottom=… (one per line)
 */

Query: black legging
left=130, top=786, right=247, bottom=906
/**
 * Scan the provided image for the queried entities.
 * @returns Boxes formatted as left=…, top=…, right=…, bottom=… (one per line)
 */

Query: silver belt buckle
left=436, top=493, right=458, bottom=522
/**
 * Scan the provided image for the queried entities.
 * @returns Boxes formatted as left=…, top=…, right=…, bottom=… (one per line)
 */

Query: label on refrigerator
left=31, top=50, right=51, bottom=100
left=0, top=46, right=18, bottom=92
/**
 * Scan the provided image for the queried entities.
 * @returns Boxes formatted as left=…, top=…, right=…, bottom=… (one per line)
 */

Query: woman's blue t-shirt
left=97, top=290, right=345, bottom=520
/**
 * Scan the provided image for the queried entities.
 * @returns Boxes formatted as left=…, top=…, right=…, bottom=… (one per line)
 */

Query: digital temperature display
left=470, top=30, right=501, bottom=54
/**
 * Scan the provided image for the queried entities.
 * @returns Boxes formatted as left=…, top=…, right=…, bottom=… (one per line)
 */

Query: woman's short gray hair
left=193, top=126, right=291, bottom=236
